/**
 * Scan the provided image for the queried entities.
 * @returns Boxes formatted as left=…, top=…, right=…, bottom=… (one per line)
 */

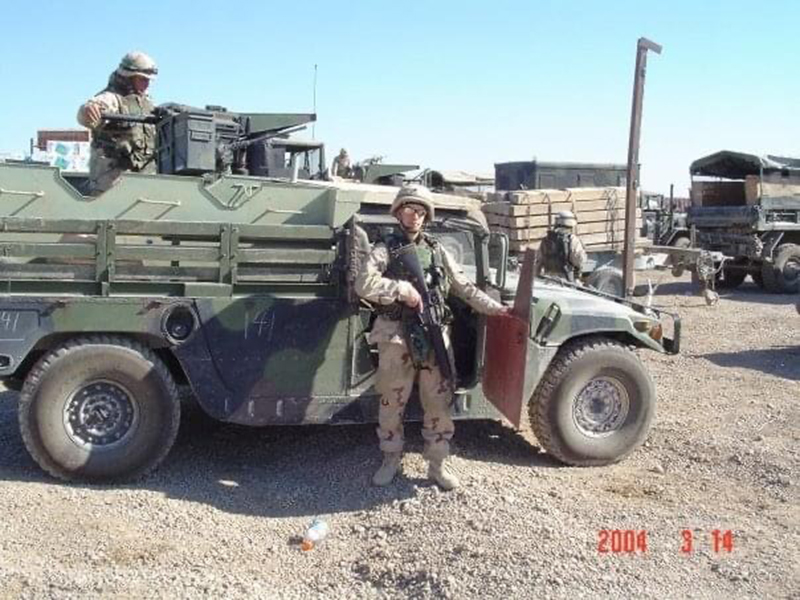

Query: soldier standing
left=77, top=51, right=159, bottom=194
left=535, top=210, right=587, bottom=282
left=331, top=148, right=351, bottom=178
left=355, top=185, right=509, bottom=490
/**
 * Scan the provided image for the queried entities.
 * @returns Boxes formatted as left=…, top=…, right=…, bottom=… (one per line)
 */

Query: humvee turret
left=0, top=105, right=679, bottom=482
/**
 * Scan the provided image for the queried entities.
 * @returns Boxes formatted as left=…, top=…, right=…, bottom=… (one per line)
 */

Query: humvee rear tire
left=18, top=336, right=180, bottom=482
left=528, top=337, right=655, bottom=466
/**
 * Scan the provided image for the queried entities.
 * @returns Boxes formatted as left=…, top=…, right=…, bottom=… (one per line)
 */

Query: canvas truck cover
left=690, top=151, right=800, bottom=179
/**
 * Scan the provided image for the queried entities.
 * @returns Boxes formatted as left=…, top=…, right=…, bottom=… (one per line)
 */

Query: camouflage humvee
left=0, top=109, right=679, bottom=482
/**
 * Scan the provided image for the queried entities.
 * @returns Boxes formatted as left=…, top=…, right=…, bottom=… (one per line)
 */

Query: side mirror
left=488, top=232, right=509, bottom=289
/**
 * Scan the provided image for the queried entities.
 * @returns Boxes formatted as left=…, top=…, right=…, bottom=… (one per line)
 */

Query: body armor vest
left=540, top=229, right=576, bottom=281
left=377, top=233, right=450, bottom=320
left=92, top=73, right=156, bottom=173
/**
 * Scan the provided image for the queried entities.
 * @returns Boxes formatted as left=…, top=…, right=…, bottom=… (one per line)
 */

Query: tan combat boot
left=372, top=452, right=402, bottom=486
left=427, top=458, right=460, bottom=491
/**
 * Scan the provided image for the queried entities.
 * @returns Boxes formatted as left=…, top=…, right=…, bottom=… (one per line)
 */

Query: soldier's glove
left=83, top=103, right=104, bottom=129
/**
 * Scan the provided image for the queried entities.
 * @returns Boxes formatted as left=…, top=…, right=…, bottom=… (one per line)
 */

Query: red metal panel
left=482, top=249, right=535, bottom=428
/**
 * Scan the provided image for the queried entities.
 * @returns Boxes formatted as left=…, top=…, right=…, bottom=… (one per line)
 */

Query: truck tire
left=585, top=267, right=624, bottom=297
left=716, top=268, right=746, bottom=289
left=18, top=336, right=180, bottom=482
left=528, top=337, right=655, bottom=466
left=760, top=260, right=781, bottom=293
left=772, top=243, right=800, bottom=294
left=670, top=236, right=691, bottom=277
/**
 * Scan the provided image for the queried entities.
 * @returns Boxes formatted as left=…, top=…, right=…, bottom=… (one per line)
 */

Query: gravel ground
left=0, top=273, right=798, bottom=599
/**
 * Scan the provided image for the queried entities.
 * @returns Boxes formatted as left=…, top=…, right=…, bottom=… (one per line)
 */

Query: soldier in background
left=355, top=185, right=509, bottom=490
left=77, top=51, right=159, bottom=194
left=331, top=148, right=351, bottom=178
left=535, top=210, right=587, bottom=282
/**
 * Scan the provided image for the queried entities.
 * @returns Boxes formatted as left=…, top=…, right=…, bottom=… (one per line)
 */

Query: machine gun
left=101, top=104, right=317, bottom=177
left=391, top=243, right=454, bottom=388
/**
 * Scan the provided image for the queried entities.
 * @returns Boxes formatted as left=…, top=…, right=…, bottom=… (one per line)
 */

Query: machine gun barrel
left=101, top=112, right=160, bottom=125
left=223, top=124, right=307, bottom=153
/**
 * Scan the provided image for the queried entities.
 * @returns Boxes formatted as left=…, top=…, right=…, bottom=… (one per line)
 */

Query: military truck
left=0, top=104, right=679, bottom=482
left=688, top=151, right=800, bottom=292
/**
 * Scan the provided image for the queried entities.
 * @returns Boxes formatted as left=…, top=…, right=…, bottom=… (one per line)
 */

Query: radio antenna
left=312, top=64, right=318, bottom=140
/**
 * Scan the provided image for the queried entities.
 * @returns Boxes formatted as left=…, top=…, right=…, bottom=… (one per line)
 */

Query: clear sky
left=1, top=0, right=797, bottom=195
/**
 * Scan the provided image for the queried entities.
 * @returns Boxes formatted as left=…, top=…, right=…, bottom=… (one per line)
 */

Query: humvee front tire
left=19, top=336, right=180, bottom=482
left=529, top=337, right=655, bottom=466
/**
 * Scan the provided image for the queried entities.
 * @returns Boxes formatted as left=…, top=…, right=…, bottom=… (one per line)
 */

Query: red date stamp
left=598, top=529, right=648, bottom=553
left=597, top=529, right=734, bottom=554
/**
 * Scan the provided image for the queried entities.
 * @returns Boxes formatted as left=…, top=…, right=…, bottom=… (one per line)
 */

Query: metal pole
left=623, top=37, right=662, bottom=297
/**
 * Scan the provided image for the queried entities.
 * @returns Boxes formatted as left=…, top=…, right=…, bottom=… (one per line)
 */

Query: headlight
left=633, top=320, right=663, bottom=341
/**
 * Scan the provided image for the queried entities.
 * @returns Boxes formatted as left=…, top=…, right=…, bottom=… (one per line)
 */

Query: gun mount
left=102, top=103, right=323, bottom=179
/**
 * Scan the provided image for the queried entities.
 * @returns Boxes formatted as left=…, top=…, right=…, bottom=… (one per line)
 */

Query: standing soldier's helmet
left=554, top=210, right=577, bottom=229
left=391, top=184, right=436, bottom=224
left=117, top=51, right=159, bottom=80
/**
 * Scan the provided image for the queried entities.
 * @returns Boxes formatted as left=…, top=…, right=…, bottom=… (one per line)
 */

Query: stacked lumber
left=482, top=187, right=643, bottom=253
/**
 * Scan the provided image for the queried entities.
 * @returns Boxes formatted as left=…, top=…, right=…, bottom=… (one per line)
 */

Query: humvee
left=0, top=105, right=679, bottom=482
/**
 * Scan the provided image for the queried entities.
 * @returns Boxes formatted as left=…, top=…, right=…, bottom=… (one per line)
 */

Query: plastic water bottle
left=301, top=518, right=329, bottom=551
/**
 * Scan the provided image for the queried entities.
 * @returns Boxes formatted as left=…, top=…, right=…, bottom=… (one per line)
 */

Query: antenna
left=312, top=64, right=318, bottom=140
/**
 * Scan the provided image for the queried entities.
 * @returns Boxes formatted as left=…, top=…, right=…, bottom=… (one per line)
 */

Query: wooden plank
left=0, top=218, right=99, bottom=234
left=507, top=187, right=626, bottom=205
left=116, top=245, right=221, bottom=262
left=237, top=248, right=336, bottom=264
left=509, top=231, right=643, bottom=252
left=492, top=219, right=642, bottom=241
left=0, top=242, right=95, bottom=258
left=486, top=207, right=639, bottom=228
left=482, top=198, right=629, bottom=217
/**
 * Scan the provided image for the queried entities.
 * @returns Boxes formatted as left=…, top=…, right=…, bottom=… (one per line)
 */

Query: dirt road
left=0, top=274, right=797, bottom=599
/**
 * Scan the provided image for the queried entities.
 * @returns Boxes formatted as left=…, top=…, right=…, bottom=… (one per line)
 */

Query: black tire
left=761, top=260, right=781, bottom=292
left=528, top=337, right=656, bottom=466
left=672, top=235, right=691, bottom=249
left=18, top=336, right=180, bottom=482
left=772, top=243, right=800, bottom=294
left=670, top=236, right=691, bottom=277
left=751, top=270, right=764, bottom=289
left=585, top=267, right=624, bottom=297
left=716, top=268, right=746, bottom=290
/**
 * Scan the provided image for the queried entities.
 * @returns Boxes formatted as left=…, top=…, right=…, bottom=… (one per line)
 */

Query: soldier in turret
left=77, top=51, right=159, bottom=194
left=331, top=148, right=351, bottom=179
left=355, top=185, right=509, bottom=490
left=535, top=210, right=587, bottom=282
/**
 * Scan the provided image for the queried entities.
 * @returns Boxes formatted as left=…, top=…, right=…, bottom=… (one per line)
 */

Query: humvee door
left=482, top=249, right=536, bottom=428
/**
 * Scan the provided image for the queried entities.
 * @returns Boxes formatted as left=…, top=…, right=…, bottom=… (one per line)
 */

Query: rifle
left=560, top=231, right=576, bottom=282
left=390, top=242, right=454, bottom=388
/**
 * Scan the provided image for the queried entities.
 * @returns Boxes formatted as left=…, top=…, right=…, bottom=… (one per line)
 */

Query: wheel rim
left=63, top=380, right=139, bottom=449
left=572, top=376, right=630, bottom=437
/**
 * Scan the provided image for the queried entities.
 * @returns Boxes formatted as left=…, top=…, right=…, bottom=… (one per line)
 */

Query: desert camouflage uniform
left=536, top=229, right=587, bottom=282
left=331, top=152, right=351, bottom=178
left=355, top=234, right=505, bottom=461
left=77, top=73, right=156, bottom=194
